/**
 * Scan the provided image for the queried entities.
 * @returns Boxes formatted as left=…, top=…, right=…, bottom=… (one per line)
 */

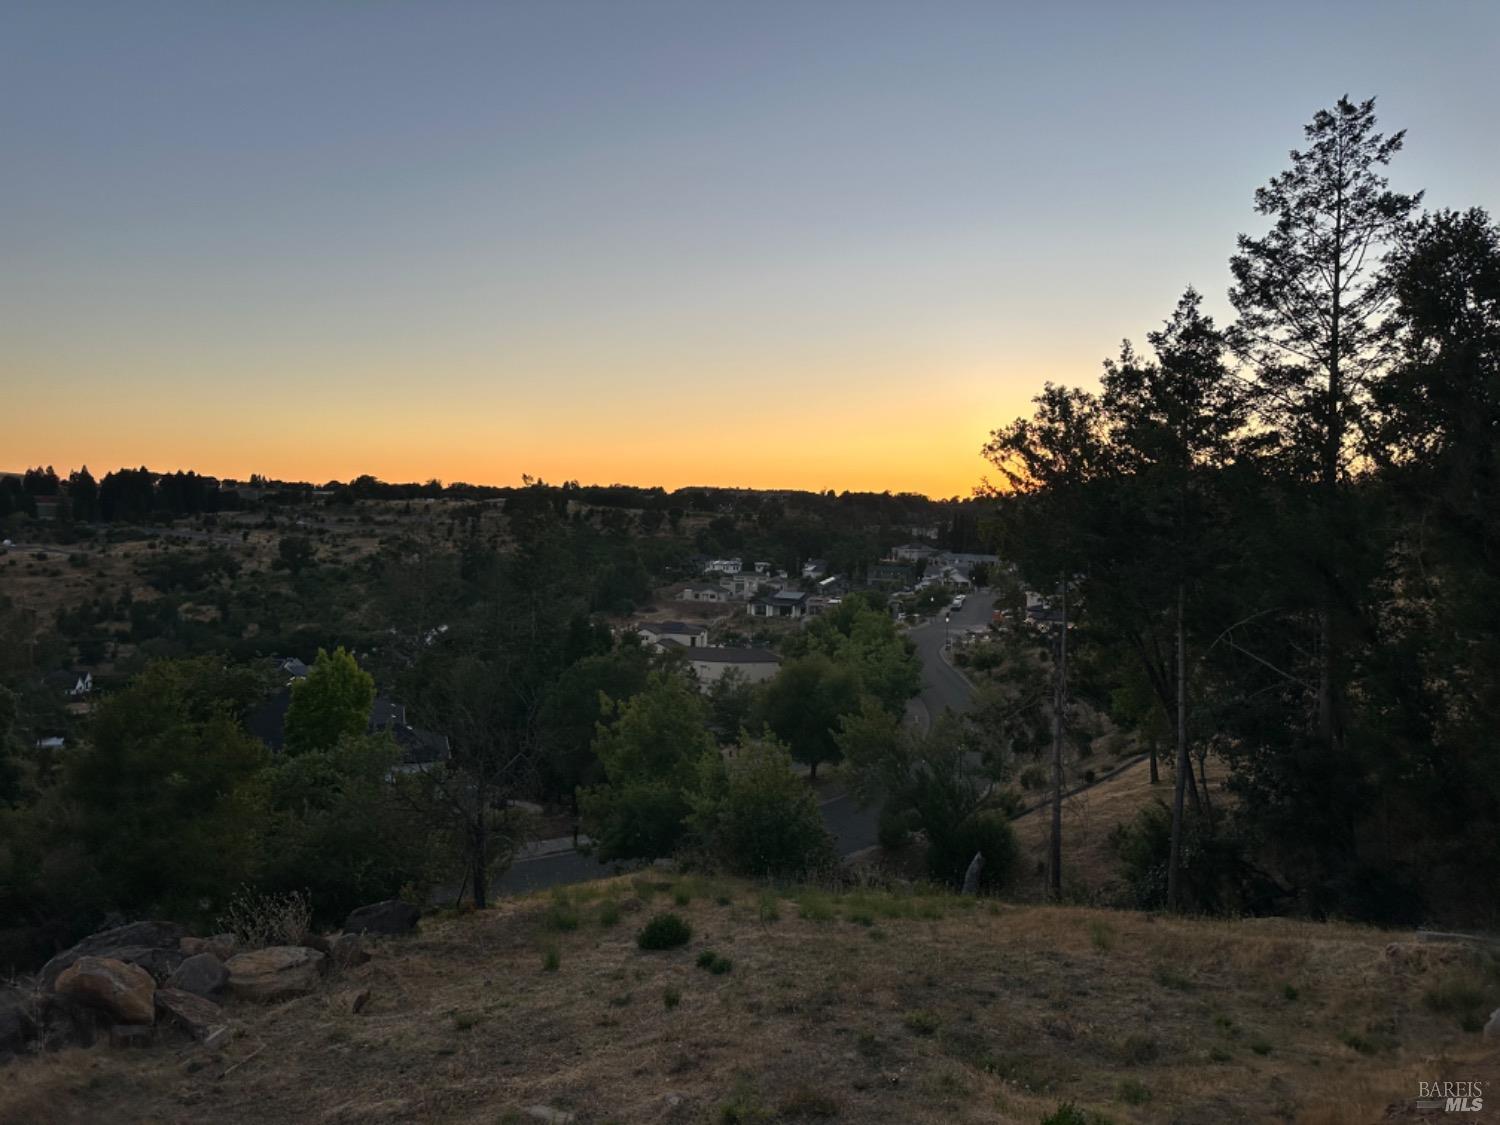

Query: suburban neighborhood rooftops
left=755, top=590, right=808, bottom=605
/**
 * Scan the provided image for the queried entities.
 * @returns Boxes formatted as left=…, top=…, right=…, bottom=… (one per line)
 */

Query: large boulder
left=53, top=957, right=156, bottom=1025
left=225, top=946, right=325, bottom=1002
left=154, top=987, right=228, bottom=1042
left=41, top=921, right=186, bottom=988
left=342, top=900, right=419, bottom=936
left=1485, top=1007, right=1500, bottom=1041
left=166, top=953, right=228, bottom=997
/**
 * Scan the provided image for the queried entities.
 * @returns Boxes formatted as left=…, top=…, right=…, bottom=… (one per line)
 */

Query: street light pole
left=944, top=612, right=950, bottom=650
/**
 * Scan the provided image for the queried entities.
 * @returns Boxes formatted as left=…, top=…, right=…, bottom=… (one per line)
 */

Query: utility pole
left=1049, top=575, right=1067, bottom=898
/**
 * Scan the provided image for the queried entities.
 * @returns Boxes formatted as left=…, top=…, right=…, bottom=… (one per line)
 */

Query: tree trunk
left=1048, top=576, right=1067, bottom=899
left=1167, top=582, right=1189, bottom=911
left=471, top=811, right=489, bottom=910
left=1148, top=741, right=1159, bottom=785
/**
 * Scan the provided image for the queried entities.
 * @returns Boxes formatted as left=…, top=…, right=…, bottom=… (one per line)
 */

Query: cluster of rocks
left=1, top=898, right=418, bottom=1065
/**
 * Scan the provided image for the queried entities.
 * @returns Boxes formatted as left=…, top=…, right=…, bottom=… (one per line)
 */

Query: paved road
left=493, top=591, right=995, bottom=895
left=906, top=590, right=996, bottom=722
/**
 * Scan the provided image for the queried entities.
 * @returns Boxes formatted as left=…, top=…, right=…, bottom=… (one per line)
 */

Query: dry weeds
left=2, top=877, right=1496, bottom=1125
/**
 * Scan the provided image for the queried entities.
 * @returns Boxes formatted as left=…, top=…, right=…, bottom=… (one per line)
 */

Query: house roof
left=642, top=620, right=707, bottom=635
left=686, top=647, right=780, bottom=665
left=755, top=590, right=808, bottom=605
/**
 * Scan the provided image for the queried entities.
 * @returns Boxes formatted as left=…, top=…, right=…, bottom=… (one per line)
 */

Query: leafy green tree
left=276, top=535, right=316, bottom=575
left=283, top=647, right=375, bottom=755
left=536, top=645, right=652, bottom=807
left=687, top=736, right=834, bottom=878
left=783, top=595, right=920, bottom=715
left=755, top=653, right=862, bottom=781
left=579, top=672, right=716, bottom=862
left=705, top=667, right=757, bottom=745
left=838, top=704, right=1016, bottom=891
left=256, top=734, right=446, bottom=923
left=66, top=658, right=268, bottom=919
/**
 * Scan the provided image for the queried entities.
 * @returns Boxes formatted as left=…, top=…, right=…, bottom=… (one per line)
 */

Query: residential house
left=703, top=558, right=743, bottom=575
left=682, top=646, right=781, bottom=686
left=245, top=665, right=450, bottom=772
left=868, top=560, right=917, bottom=587
left=801, top=559, right=829, bottom=579
left=724, top=572, right=775, bottom=599
left=748, top=590, right=810, bottom=619
left=638, top=620, right=711, bottom=649
left=817, top=574, right=848, bottom=596
left=44, top=669, right=93, bottom=697
left=677, top=586, right=728, bottom=604
left=892, top=543, right=939, bottom=563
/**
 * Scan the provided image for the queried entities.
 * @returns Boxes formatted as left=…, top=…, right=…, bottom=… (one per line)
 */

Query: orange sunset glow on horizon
left=6, top=4, right=1492, bottom=499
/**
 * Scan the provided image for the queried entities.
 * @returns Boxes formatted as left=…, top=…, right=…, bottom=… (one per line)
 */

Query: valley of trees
left=0, top=95, right=1494, bottom=977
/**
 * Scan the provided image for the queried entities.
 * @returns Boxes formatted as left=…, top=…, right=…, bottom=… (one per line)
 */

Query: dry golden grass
left=4, top=876, right=1496, bottom=1125
left=1010, top=755, right=1233, bottom=902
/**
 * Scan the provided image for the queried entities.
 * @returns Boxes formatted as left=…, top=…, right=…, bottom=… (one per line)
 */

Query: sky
left=4, top=1, right=1497, bottom=498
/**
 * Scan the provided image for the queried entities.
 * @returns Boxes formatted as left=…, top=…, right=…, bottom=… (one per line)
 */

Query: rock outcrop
left=41, top=921, right=185, bottom=987
left=166, top=953, right=228, bottom=997
left=342, top=900, right=419, bottom=936
left=225, top=946, right=325, bottom=1002
left=53, top=957, right=156, bottom=1025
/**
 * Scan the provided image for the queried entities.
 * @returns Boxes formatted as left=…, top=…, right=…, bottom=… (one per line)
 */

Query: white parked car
left=950, top=594, right=966, bottom=611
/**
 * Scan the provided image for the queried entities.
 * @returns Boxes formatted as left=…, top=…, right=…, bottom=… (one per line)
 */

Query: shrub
left=1422, top=974, right=1496, bottom=1031
left=1116, top=1078, right=1151, bottom=1106
left=662, top=986, right=681, bottom=1009
left=877, top=804, right=915, bottom=850
left=1019, top=764, right=1049, bottom=791
left=1087, top=919, right=1115, bottom=952
left=216, top=887, right=313, bottom=949
left=545, top=891, right=581, bottom=932
left=926, top=811, right=1019, bottom=892
left=637, top=912, right=693, bottom=950
left=542, top=945, right=560, bottom=972
left=1040, top=1104, right=1115, bottom=1125
left=696, top=949, right=733, bottom=974
left=597, top=899, right=622, bottom=927
left=1111, top=800, right=1271, bottom=915
left=757, top=890, right=781, bottom=923
left=687, top=738, right=835, bottom=878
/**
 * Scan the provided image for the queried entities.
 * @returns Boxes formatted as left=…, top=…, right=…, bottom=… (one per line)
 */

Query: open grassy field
left=5, top=875, right=1496, bottom=1125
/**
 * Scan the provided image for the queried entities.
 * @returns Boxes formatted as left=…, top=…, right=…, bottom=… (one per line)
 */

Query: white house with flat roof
left=682, top=646, right=781, bottom=686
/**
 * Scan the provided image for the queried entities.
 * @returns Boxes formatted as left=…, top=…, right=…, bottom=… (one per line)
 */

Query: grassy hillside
left=4, top=875, right=1497, bottom=1125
